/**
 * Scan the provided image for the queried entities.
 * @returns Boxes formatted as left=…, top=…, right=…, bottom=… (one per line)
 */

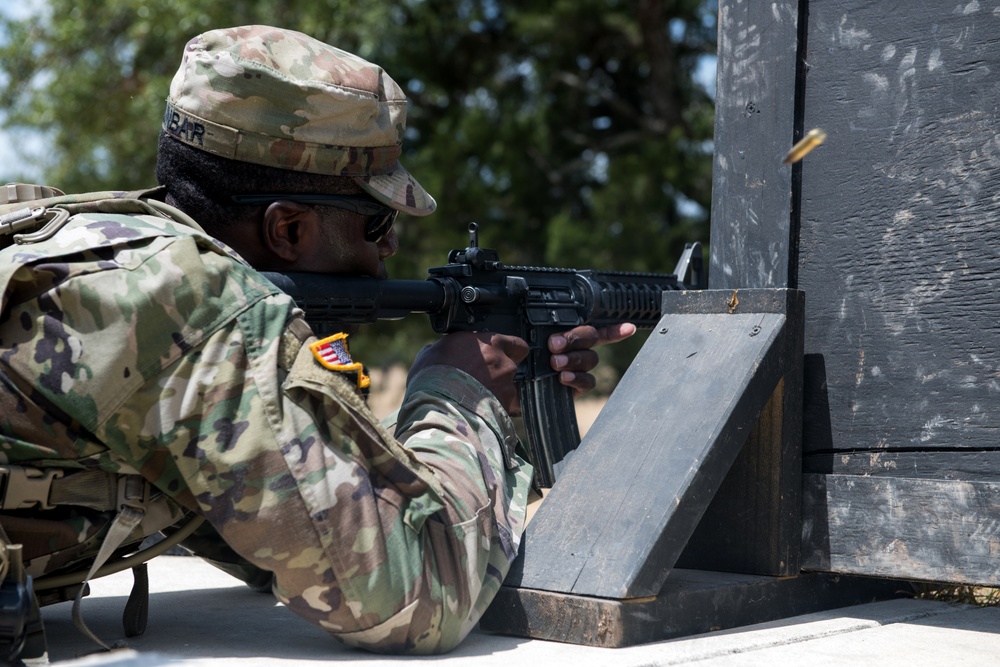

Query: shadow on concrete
left=43, top=584, right=529, bottom=664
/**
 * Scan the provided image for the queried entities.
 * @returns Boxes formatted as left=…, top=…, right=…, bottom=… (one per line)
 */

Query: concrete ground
left=40, top=557, right=1000, bottom=667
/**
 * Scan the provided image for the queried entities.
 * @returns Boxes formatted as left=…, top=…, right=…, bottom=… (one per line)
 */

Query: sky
left=0, top=0, right=46, bottom=183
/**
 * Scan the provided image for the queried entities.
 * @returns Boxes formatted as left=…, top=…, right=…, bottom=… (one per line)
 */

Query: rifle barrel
left=261, top=272, right=448, bottom=324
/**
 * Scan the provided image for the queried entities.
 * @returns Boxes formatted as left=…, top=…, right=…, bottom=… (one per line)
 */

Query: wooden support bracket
left=504, top=288, right=804, bottom=600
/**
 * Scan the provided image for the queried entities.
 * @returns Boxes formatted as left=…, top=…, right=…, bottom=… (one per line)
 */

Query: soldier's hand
left=548, top=323, right=637, bottom=397
left=409, top=331, right=530, bottom=415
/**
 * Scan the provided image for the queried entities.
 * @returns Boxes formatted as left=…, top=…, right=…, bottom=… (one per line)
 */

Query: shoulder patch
left=308, top=333, right=371, bottom=389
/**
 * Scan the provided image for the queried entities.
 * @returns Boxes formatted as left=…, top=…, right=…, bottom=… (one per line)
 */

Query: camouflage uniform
left=0, top=26, right=532, bottom=655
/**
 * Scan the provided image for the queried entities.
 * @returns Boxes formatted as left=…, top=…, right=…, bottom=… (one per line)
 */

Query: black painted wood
left=710, top=0, right=802, bottom=290
left=798, top=1, right=1000, bottom=453
left=507, top=289, right=799, bottom=598
left=481, top=569, right=910, bottom=648
left=802, top=473, right=1000, bottom=586
left=805, top=450, right=1000, bottom=482
left=677, top=289, right=804, bottom=576
left=693, top=0, right=807, bottom=580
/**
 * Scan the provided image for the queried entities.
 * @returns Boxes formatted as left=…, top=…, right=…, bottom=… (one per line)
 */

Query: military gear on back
left=0, top=186, right=212, bottom=654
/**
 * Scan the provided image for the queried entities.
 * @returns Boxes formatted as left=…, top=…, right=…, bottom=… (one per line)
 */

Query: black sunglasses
left=231, top=193, right=398, bottom=243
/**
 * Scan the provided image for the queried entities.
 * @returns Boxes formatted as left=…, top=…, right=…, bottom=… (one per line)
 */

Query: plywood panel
left=798, top=1, right=1000, bottom=452
left=710, top=0, right=802, bottom=289
left=802, top=473, right=1000, bottom=585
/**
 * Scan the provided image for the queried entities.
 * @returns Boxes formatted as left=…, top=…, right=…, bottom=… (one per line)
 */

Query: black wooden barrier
left=795, top=0, right=1000, bottom=585
left=482, top=0, right=999, bottom=646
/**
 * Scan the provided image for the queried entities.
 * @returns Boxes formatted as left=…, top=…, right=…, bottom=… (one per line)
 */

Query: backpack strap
left=0, top=467, right=119, bottom=512
left=0, top=183, right=66, bottom=204
left=70, top=476, right=148, bottom=651
left=0, top=185, right=206, bottom=247
left=0, top=466, right=205, bottom=652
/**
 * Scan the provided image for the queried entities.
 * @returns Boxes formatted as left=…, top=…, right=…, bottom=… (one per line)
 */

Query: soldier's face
left=303, top=207, right=399, bottom=278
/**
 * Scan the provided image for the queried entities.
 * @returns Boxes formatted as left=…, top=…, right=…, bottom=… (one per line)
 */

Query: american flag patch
left=308, top=333, right=370, bottom=389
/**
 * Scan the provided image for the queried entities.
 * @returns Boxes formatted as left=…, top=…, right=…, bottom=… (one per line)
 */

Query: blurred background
left=0, top=0, right=717, bottom=404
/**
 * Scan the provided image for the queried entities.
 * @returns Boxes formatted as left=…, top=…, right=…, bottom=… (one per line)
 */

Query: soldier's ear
left=261, top=201, right=322, bottom=264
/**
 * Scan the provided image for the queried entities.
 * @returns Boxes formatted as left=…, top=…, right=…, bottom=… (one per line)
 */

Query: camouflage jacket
left=0, top=200, right=532, bottom=653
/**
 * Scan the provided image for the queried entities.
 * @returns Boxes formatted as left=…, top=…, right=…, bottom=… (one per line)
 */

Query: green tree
left=0, top=0, right=716, bottom=384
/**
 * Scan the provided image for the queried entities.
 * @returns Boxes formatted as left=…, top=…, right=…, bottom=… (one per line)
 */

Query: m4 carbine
left=263, top=223, right=703, bottom=488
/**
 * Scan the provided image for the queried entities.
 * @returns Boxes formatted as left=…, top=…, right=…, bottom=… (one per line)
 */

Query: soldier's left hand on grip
left=548, top=323, right=637, bottom=397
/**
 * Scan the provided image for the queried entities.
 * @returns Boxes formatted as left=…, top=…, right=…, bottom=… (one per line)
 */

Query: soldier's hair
left=155, top=132, right=359, bottom=232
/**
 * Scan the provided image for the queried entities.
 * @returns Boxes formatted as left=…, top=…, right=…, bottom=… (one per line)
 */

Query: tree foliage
left=0, top=0, right=716, bottom=384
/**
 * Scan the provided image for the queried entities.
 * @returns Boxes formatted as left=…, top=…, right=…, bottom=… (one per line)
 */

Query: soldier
left=0, top=26, right=634, bottom=655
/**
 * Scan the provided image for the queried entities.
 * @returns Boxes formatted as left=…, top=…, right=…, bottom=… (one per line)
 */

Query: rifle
left=262, top=223, right=703, bottom=488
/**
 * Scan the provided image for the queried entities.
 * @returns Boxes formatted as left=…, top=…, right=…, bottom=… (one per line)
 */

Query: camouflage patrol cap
left=163, top=25, right=436, bottom=216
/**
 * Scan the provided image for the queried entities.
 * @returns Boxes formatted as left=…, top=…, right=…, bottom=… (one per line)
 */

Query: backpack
left=0, top=183, right=210, bottom=661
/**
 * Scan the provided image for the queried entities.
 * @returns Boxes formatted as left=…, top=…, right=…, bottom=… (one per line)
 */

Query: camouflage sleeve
left=101, top=292, right=532, bottom=655
left=392, top=364, right=533, bottom=636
